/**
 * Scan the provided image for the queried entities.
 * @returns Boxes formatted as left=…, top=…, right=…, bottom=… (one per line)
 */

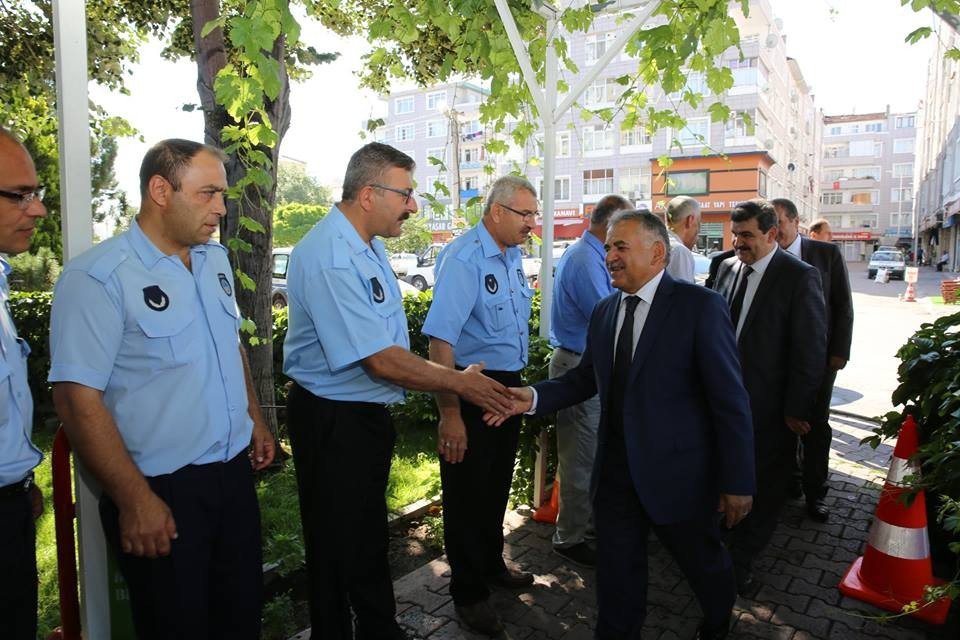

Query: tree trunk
left=190, top=0, right=290, bottom=439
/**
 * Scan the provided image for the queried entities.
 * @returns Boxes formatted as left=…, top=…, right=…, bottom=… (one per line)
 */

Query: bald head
left=665, top=196, right=701, bottom=249
left=0, top=126, right=47, bottom=255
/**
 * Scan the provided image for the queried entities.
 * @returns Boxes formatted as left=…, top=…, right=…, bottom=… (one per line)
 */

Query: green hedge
left=11, top=289, right=555, bottom=504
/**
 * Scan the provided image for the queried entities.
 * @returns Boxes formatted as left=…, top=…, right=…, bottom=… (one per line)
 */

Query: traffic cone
left=903, top=281, right=917, bottom=302
left=532, top=476, right=559, bottom=524
left=838, top=415, right=952, bottom=624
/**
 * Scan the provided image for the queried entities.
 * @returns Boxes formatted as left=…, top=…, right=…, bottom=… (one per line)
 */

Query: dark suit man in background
left=496, top=210, right=756, bottom=640
left=710, top=199, right=826, bottom=594
left=772, top=198, right=854, bottom=522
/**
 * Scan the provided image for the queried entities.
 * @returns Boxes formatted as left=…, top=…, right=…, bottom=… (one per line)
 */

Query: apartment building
left=915, top=29, right=960, bottom=269
left=818, top=110, right=917, bottom=262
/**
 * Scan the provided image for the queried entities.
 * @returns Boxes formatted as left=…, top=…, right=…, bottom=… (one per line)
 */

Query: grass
left=34, top=420, right=442, bottom=638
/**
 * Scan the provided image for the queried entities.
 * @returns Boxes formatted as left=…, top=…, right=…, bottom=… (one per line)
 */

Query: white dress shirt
left=666, top=232, right=696, bottom=283
left=785, top=233, right=802, bottom=259
left=734, top=246, right=778, bottom=339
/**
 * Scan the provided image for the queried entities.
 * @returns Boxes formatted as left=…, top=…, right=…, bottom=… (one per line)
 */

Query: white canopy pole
left=53, top=0, right=104, bottom=637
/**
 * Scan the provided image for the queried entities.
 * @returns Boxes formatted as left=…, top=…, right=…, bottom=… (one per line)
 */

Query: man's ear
left=147, top=175, right=171, bottom=208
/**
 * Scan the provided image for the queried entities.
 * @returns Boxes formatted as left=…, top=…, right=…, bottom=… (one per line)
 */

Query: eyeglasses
left=0, top=187, right=45, bottom=210
left=498, top=202, right=539, bottom=221
left=370, top=183, right=415, bottom=203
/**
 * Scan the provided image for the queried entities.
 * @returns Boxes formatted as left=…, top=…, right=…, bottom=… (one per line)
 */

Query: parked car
left=868, top=249, right=906, bottom=280
left=388, top=252, right=419, bottom=276
left=398, top=243, right=444, bottom=291
left=272, top=247, right=417, bottom=308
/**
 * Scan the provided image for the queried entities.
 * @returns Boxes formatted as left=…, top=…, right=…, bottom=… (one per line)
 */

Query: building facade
left=818, top=110, right=917, bottom=262
left=916, top=29, right=960, bottom=270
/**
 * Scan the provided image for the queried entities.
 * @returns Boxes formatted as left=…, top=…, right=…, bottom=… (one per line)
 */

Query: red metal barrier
left=48, top=427, right=81, bottom=640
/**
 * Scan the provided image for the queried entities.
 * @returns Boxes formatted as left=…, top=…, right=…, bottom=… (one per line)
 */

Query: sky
left=92, top=0, right=944, bottom=206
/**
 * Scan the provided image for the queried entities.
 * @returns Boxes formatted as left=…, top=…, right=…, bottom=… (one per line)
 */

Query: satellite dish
left=764, top=138, right=775, bottom=150
left=787, top=162, right=796, bottom=172
left=765, top=33, right=779, bottom=49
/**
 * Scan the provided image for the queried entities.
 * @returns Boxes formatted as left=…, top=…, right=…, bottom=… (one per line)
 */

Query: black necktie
left=608, top=295, right=641, bottom=433
left=728, top=265, right=753, bottom=328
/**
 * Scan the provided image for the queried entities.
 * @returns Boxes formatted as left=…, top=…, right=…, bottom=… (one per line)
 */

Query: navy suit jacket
left=800, top=237, right=854, bottom=361
left=533, top=272, right=756, bottom=525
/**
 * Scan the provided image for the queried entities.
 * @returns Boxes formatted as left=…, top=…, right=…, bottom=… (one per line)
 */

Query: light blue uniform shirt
left=422, top=222, right=532, bottom=371
left=48, top=220, right=252, bottom=477
left=549, top=230, right=613, bottom=354
left=0, top=259, right=42, bottom=486
left=282, top=206, right=409, bottom=404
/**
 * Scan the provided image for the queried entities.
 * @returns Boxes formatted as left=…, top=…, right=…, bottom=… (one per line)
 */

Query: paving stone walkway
left=292, top=413, right=960, bottom=639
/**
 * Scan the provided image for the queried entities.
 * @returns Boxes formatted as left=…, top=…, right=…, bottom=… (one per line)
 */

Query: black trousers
left=724, top=443, right=794, bottom=579
left=594, top=437, right=735, bottom=639
left=99, top=451, right=263, bottom=640
left=0, top=489, right=37, bottom=640
left=440, top=369, right=522, bottom=606
left=287, top=384, right=399, bottom=640
left=794, top=367, right=838, bottom=500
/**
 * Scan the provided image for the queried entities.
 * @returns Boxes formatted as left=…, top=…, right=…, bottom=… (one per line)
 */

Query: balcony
left=460, top=161, right=483, bottom=171
left=820, top=178, right=880, bottom=189
left=460, top=188, right=480, bottom=199
left=819, top=202, right=878, bottom=214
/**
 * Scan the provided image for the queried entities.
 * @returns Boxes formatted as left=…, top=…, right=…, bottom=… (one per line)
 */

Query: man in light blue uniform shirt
left=422, top=175, right=538, bottom=635
left=283, top=143, right=511, bottom=640
left=49, top=139, right=275, bottom=639
left=548, top=194, right=631, bottom=569
left=0, top=127, right=47, bottom=640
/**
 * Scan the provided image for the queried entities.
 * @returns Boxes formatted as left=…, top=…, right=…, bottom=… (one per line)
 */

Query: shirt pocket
left=219, top=294, right=241, bottom=332
left=133, top=307, right=198, bottom=368
left=0, top=357, right=11, bottom=427
left=484, top=295, right=511, bottom=331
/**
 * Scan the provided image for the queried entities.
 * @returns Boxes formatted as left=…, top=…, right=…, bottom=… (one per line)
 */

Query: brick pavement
left=290, top=413, right=959, bottom=639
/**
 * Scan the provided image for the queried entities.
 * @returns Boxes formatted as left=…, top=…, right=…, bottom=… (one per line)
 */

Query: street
left=833, top=262, right=959, bottom=418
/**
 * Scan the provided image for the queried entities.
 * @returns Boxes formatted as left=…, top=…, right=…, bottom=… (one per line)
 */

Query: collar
left=620, top=269, right=665, bottom=306
left=128, top=218, right=171, bottom=269
left=329, top=205, right=377, bottom=256
left=0, top=256, right=10, bottom=278
left=476, top=219, right=519, bottom=261
left=785, top=234, right=802, bottom=258
left=741, top=244, right=778, bottom=277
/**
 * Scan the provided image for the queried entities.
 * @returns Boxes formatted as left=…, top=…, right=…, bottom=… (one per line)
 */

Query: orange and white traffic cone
left=903, top=281, right=917, bottom=302
left=838, top=415, right=952, bottom=624
left=532, top=476, right=560, bottom=524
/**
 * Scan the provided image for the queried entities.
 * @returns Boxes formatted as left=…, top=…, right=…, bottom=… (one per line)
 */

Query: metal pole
left=539, top=13, right=557, bottom=341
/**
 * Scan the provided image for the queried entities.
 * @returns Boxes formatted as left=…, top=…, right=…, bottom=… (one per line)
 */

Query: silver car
left=868, top=249, right=906, bottom=280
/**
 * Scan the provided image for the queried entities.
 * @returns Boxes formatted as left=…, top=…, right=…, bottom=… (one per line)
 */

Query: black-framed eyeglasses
left=498, top=202, right=539, bottom=221
left=370, top=183, right=415, bottom=203
left=0, top=187, right=45, bottom=211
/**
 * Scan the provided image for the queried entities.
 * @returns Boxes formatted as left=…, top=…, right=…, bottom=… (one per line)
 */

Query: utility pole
left=448, top=106, right=462, bottom=213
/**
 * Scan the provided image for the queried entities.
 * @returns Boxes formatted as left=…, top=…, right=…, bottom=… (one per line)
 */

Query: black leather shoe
left=735, top=570, right=758, bottom=598
left=695, top=619, right=731, bottom=640
left=455, top=601, right=504, bottom=636
left=806, top=498, right=829, bottom=523
left=553, top=542, right=596, bottom=568
left=786, top=477, right=804, bottom=499
left=488, top=567, right=535, bottom=588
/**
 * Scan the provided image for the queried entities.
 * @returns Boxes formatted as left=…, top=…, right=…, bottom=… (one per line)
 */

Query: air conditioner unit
left=764, top=138, right=775, bottom=150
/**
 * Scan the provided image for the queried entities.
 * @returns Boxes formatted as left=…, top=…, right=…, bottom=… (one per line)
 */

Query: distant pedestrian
left=808, top=219, right=833, bottom=242
left=664, top=195, right=701, bottom=283
left=937, top=250, right=950, bottom=272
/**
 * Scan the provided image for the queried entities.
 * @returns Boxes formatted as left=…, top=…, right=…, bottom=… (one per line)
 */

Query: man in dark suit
left=491, top=210, right=756, bottom=639
left=772, top=198, right=854, bottom=522
left=710, top=199, right=826, bottom=593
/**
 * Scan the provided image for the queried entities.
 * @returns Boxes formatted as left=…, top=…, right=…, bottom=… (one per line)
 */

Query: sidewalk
left=290, top=412, right=959, bottom=639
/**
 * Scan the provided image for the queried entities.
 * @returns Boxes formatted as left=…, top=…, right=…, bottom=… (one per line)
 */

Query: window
left=583, top=125, right=614, bottom=153
left=537, top=176, right=571, bottom=201
left=895, top=115, right=916, bottom=129
left=850, top=214, right=878, bottom=228
left=673, top=117, right=709, bottom=147
left=583, top=78, right=620, bottom=106
left=426, top=147, right=447, bottom=164
left=865, top=122, right=884, bottom=133
left=665, top=171, right=708, bottom=195
left=850, top=166, right=880, bottom=180
left=758, top=171, right=767, bottom=198
left=620, top=126, right=651, bottom=148
left=585, top=32, right=617, bottom=64
left=891, top=187, right=912, bottom=202
left=672, top=72, right=709, bottom=98
left=849, top=140, right=881, bottom=156
left=850, top=190, right=878, bottom=205
left=272, top=253, right=289, bottom=279
left=425, top=174, right=448, bottom=193
left=824, top=144, right=847, bottom=158
left=828, top=126, right=842, bottom=136
left=619, top=167, right=651, bottom=199
left=730, top=57, right=759, bottom=87
left=725, top=110, right=756, bottom=139
left=462, top=120, right=481, bottom=136
left=892, top=162, right=913, bottom=178
left=395, top=124, right=415, bottom=142
left=557, top=131, right=571, bottom=158
left=821, top=192, right=843, bottom=205
left=426, top=91, right=447, bottom=111
left=426, top=119, right=447, bottom=138
left=583, top=169, right=614, bottom=196
left=893, top=138, right=915, bottom=154
left=461, top=147, right=484, bottom=163
left=394, top=96, right=414, bottom=115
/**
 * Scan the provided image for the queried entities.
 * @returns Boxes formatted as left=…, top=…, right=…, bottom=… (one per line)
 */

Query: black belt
left=557, top=346, right=582, bottom=357
left=0, top=473, right=33, bottom=499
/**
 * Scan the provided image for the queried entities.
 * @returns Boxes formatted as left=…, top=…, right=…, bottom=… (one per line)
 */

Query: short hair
left=731, top=198, right=778, bottom=233
left=770, top=197, right=799, bottom=220
left=809, top=218, right=830, bottom=234
left=591, top=194, right=632, bottom=225
left=608, top=208, right=671, bottom=267
left=139, top=139, right=226, bottom=198
left=341, top=142, right=416, bottom=201
left=666, top=196, right=700, bottom=225
left=483, top=175, right=537, bottom=216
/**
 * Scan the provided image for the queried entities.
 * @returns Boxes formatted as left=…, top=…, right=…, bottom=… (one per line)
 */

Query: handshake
left=455, top=364, right=533, bottom=423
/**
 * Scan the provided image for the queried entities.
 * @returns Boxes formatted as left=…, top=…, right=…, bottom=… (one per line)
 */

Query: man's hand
left=717, top=494, right=753, bottom=528
left=438, top=413, right=468, bottom=463
left=483, top=387, right=534, bottom=426
left=785, top=415, right=811, bottom=435
left=250, top=421, right=276, bottom=471
left=829, top=356, right=847, bottom=371
left=454, top=363, right=514, bottom=415
left=117, top=490, right=178, bottom=558
left=29, top=483, right=43, bottom=520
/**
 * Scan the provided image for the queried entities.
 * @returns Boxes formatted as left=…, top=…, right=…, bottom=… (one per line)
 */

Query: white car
left=389, top=252, right=419, bottom=276
left=868, top=250, right=906, bottom=280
